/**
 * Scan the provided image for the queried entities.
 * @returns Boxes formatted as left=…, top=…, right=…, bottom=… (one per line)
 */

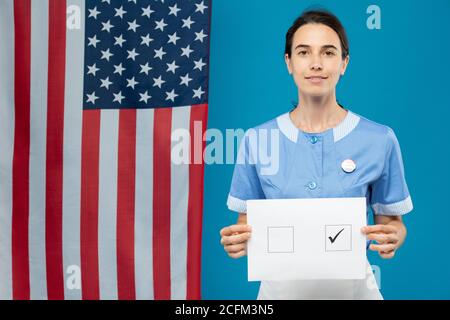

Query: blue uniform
left=227, top=109, right=413, bottom=299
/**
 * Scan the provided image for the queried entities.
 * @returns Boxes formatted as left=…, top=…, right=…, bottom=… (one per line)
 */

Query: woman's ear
left=341, top=54, right=350, bottom=75
left=285, top=53, right=292, bottom=75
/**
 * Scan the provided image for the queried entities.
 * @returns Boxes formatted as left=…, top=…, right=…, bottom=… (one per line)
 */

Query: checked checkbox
left=325, top=225, right=352, bottom=252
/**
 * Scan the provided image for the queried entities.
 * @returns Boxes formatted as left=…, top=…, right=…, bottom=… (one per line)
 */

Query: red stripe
left=12, top=0, right=31, bottom=300
left=152, top=108, right=173, bottom=299
left=187, top=104, right=208, bottom=299
left=116, top=109, right=137, bottom=300
left=45, top=0, right=66, bottom=300
left=80, top=110, right=101, bottom=300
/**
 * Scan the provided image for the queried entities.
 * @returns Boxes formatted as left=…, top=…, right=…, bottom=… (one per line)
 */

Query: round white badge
left=341, top=159, right=356, bottom=173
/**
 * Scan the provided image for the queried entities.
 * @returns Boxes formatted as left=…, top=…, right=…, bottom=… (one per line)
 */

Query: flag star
left=195, top=1, right=208, bottom=14
left=168, top=4, right=181, bottom=17
left=140, top=62, right=153, bottom=75
left=181, top=45, right=194, bottom=58
left=100, top=77, right=113, bottom=90
left=128, top=19, right=140, bottom=32
left=165, top=89, right=178, bottom=102
left=193, top=86, right=205, bottom=99
left=167, top=32, right=180, bottom=45
left=86, top=91, right=98, bottom=104
left=193, top=58, right=206, bottom=71
left=113, top=91, right=125, bottom=103
left=101, top=0, right=110, bottom=4
left=153, top=75, right=166, bottom=88
left=87, top=63, right=100, bottom=76
left=127, top=48, right=139, bottom=61
left=180, top=73, right=192, bottom=87
left=155, top=18, right=167, bottom=32
left=114, top=6, right=127, bottom=19
left=126, top=77, right=139, bottom=89
left=194, top=29, right=207, bottom=43
left=101, top=48, right=113, bottom=61
left=142, top=5, right=155, bottom=18
left=140, top=34, right=154, bottom=46
left=113, top=63, right=126, bottom=75
left=128, top=0, right=137, bottom=3
left=182, top=16, right=195, bottom=29
left=114, top=34, right=126, bottom=47
left=88, top=35, right=100, bottom=48
left=154, top=47, right=166, bottom=60
left=88, top=7, right=100, bottom=19
left=166, top=60, right=179, bottom=74
left=139, top=91, right=151, bottom=104
left=101, top=20, right=114, bottom=33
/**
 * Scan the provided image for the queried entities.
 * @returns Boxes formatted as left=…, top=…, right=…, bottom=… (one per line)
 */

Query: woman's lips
left=306, top=76, right=327, bottom=84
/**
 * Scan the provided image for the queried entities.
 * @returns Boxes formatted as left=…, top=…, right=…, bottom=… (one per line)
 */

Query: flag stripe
left=134, top=109, right=155, bottom=300
left=98, top=110, right=119, bottom=300
left=187, top=104, right=208, bottom=299
left=12, top=0, right=31, bottom=300
left=80, top=109, right=101, bottom=300
left=116, top=109, right=137, bottom=300
left=153, top=108, right=173, bottom=300
left=0, top=0, right=15, bottom=300
left=29, top=0, right=49, bottom=299
left=170, top=106, right=191, bottom=299
left=45, top=0, right=66, bottom=299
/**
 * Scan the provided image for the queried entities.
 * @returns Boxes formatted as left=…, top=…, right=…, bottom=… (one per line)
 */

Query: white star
left=154, top=47, right=166, bottom=60
left=113, top=63, right=126, bottom=75
left=167, top=32, right=180, bottom=45
left=101, top=20, right=114, bottom=33
left=140, top=62, right=153, bottom=75
left=88, top=35, right=100, bottom=48
left=101, top=48, right=113, bottom=61
left=153, top=75, right=165, bottom=88
left=180, top=73, right=192, bottom=87
left=166, top=60, right=179, bottom=74
left=86, top=91, right=98, bottom=104
left=195, top=1, right=208, bottom=14
left=165, top=89, right=178, bottom=102
left=168, top=4, right=181, bottom=17
left=126, top=77, right=139, bottom=90
left=193, top=58, right=206, bottom=71
left=142, top=5, right=155, bottom=18
left=182, top=16, right=195, bottom=29
left=101, top=0, right=110, bottom=4
left=88, top=7, right=100, bottom=19
left=100, top=77, right=113, bottom=90
left=114, top=34, right=126, bottom=47
left=193, top=86, right=205, bottom=99
left=139, top=91, right=151, bottom=104
left=195, top=29, right=207, bottom=43
left=140, top=34, right=154, bottom=46
left=155, top=18, right=167, bottom=32
left=113, top=91, right=125, bottom=103
left=114, top=6, right=127, bottom=19
left=127, top=48, right=139, bottom=61
left=128, top=0, right=136, bottom=3
left=181, top=45, right=194, bottom=58
left=128, top=19, right=140, bottom=32
left=87, top=63, right=99, bottom=76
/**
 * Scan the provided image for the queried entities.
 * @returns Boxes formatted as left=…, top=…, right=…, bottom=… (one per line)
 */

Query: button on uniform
left=307, top=181, right=317, bottom=190
left=310, top=136, right=318, bottom=144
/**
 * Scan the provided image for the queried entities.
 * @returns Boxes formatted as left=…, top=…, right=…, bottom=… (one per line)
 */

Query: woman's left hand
left=361, top=224, right=401, bottom=259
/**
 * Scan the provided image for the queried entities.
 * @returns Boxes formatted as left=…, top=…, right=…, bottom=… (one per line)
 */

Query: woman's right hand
left=220, top=224, right=252, bottom=259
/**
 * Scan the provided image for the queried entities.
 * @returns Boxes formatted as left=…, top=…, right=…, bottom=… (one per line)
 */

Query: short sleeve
left=370, top=128, right=413, bottom=216
left=226, top=131, right=265, bottom=213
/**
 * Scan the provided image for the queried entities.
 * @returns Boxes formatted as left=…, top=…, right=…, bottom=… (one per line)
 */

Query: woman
left=220, top=9, right=413, bottom=299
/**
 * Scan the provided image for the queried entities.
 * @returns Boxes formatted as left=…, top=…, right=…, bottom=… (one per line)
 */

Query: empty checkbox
left=267, top=226, right=294, bottom=253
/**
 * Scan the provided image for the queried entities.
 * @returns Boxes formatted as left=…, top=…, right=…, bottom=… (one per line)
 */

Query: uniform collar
left=276, top=109, right=360, bottom=143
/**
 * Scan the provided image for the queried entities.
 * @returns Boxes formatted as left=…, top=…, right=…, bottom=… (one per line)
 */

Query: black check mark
left=328, top=228, right=345, bottom=244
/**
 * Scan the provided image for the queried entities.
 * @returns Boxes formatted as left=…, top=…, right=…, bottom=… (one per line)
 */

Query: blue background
left=202, top=0, right=450, bottom=299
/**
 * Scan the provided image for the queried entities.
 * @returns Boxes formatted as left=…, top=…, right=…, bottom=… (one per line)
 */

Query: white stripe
left=372, top=195, right=413, bottom=216
left=62, top=0, right=84, bottom=300
left=98, top=110, right=119, bottom=300
left=170, top=106, right=191, bottom=299
left=29, top=0, right=49, bottom=299
left=0, top=0, right=15, bottom=300
left=227, top=194, right=247, bottom=213
left=134, top=109, right=155, bottom=300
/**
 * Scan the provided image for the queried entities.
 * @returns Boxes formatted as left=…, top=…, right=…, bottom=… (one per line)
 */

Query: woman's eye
left=298, top=51, right=307, bottom=56
left=325, top=51, right=336, bottom=56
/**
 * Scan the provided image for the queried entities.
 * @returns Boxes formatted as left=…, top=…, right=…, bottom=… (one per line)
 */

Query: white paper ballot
left=247, top=197, right=367, bottom=281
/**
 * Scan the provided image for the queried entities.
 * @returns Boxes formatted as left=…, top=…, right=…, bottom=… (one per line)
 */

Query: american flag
left=0, top=0, right=210, bottom=300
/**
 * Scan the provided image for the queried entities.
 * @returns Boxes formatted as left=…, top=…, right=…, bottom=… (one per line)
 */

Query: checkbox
left=325, top=225, right=352, bottom=252
left=267, top=226, right=294, bottom=253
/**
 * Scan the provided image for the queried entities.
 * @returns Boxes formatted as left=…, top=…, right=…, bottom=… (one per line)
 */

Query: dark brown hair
left=285, top=9, right=349, bottom=59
